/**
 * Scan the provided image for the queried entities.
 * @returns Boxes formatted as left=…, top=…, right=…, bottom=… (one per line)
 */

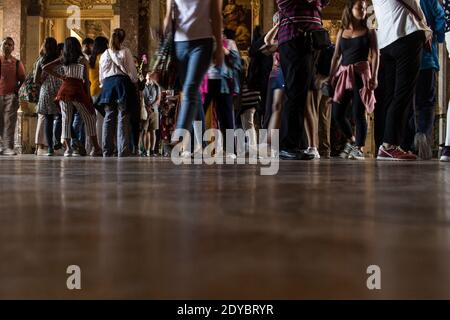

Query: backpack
left=18, top=58, right=40, bottom=103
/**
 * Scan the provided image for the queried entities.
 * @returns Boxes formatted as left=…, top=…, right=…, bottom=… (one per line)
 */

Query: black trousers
left=203, top=79, right=235, bottom=147
left=379, top=30, right=425, bottom=146
left=279, top=34, right=314, bottom=150
left=332, top=74, right=367, bottom=147
left=401, top=68, right=437, bottom=151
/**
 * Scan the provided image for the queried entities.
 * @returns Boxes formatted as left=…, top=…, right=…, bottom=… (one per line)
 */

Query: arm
left=81, top=57, right=91, bottom=97
left=163, top=0, right=173, bottom=35
left=368, top=29, right=380, bottom=91
left=34, top=60, right=43, bottom=85
left=403, top=0, right=427, bottom=22
left=125, top=48, right=139, bottom=83
left=432, top=0, right=446, bottom=43
left=17, top=62, right=26, bottom=86
left=328, top=29, right=343, bottom=82
left=42, top=57, right=65, bottom=81
left=211, top=0, right=224, bottom=67
left=264, top=24, right=279, bottom=46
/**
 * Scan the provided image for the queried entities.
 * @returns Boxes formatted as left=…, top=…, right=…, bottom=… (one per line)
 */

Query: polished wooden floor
left=0, top=155, right=450, bottom=299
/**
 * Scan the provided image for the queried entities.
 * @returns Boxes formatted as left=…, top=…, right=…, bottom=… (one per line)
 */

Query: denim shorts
left=270, top=69, right=285, bottom=90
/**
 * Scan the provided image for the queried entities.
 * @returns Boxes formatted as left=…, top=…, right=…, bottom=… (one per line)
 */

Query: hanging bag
left=150, top=0, right=177, bottom=89
left=18, top=58, right=40, bottom=103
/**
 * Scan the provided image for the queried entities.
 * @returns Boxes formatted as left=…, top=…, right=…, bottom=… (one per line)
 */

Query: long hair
left=341, top=0, right=368, bottom=30
left=111, top=28, right=126, bottom=51
left=63, top=37, right=83, bottom=66
left=41, top=37, right=58, bottom=65
left=89, top=36, right=109, bottom=68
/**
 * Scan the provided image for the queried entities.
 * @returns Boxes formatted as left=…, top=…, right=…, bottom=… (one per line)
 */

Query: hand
left=368, top=77, right=378, bottom=91
left=213, top=47, right=224, bottom=67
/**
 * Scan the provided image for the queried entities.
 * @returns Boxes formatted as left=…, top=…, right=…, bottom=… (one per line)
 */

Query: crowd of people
left=0, top=0, right=449, bottom=162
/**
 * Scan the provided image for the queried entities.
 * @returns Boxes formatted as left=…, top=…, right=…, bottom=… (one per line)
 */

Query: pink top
left=332, top=61, right=375, bottom=113
left=0, top=56, right=25, bottom=96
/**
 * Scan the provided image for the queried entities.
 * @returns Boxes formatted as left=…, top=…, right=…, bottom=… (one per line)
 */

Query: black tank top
left=340, top=33, right=370, bottom=66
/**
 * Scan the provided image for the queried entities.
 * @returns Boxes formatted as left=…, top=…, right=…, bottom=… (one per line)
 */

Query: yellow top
left=89, top=54, right=102, bottom=97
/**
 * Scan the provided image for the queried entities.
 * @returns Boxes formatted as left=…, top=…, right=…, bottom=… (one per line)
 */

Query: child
left=140, top=72, right=161, bottom=157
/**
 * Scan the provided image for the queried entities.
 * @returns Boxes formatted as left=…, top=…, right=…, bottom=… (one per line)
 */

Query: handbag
left=17, top=59, right=40, bottom=103
left=150, top=0, right=177, bottom=89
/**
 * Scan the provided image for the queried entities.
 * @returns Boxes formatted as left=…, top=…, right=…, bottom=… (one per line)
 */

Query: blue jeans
left=175, top=38, right=213, bottom=132
left=71, top=110, right=86, bottom=148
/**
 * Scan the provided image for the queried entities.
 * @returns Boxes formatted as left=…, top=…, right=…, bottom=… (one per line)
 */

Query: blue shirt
left=420, top=0, right=445, bottom=71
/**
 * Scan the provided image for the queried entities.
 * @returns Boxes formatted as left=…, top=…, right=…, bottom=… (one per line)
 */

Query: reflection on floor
left=0, top=156, right=450, bottom=299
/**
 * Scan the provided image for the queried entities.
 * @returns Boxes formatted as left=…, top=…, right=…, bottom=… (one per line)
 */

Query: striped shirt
left=276, top=0, right=329, bottom=45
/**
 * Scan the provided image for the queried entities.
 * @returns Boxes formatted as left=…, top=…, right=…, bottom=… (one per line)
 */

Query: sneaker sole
left=376, top=156, right=416, bottom=161
left=440, top=156, right=450, bottom=162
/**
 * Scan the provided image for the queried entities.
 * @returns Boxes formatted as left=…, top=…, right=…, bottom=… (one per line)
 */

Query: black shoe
left=280, top=149, right=315, bottom=161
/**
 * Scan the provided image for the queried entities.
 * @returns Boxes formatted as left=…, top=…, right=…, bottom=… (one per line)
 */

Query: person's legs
left=34, top=114, right=47, bottom=153
left=353, top=75, right=367, bottom=148
left=54, top=114, right=62, bottom=150
left=0, top=96, right=4, bottom=151
left=1, top=94, right=19, bottom=154
left=278, top=35, right=313, bottom=152
left=268, top=88, right=284, bottom=145
left=60, top=101, right=74, bottom=155
left=44, top=114, right=55, bottom=154
left=73, top=101, right=101, bottom=155
left=383, top=31, right=424, bottom=147
left=215, top=92, right=235, bottom=154
left=304, top=89, right=319, bottom=156
left=332, top=91, right=354, bottom=142
left=117, top=108, right=131, bottom=157
left=318, top=89, right=331, bottom=158
left=446, top=100, right=450, bottom=147
left=414, top=68, right=436, bottom=160
left=103, top=105, right=118, bottom=157
left=374, top=60, right=388, bottom=151
left=240, top=108, right=257, bottom=153
left=174, top=38, right=213, bottom=133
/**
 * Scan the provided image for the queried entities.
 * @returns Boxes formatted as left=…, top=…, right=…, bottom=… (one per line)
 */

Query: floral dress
left=36, top=58, right=64, bottom=115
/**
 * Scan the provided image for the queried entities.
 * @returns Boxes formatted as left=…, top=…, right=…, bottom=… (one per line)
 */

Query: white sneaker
left=306, top=147, right=321, bottom=159
left=36, top=148, right=48, bottom=156
left=2, top=148, right=17, bottom=156
left=64, top=149, right=73, bottom=157
left=180, top=151, right=192, bottom=159
left=226, top=153, right=237, bottom=160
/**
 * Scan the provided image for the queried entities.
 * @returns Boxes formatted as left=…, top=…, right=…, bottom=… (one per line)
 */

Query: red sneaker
left=377, top=146, right=417, bottom=161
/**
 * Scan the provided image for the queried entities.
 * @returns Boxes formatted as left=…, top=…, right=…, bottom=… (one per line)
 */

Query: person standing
left=276, top=0, right=329, bottom=161
left=440, top=0, right=450, bottom=161
left=34, top=37, right=64, bottom=156
left=43, top=37, right=102, bottom=157
left=329, top=0, right=379, bottom=160
left=402, top=0, right=445, bottom=160
left=373, top=0, right=432, bottom=161
left=165, top=0, right=224, bottom=154
left=88, top=36, right=109, bottom=152
left=141, top=72, right=162, bottom=157
left=98, top=28, right=139, bottom=157
left=0, top=37, right=26, bottom=156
